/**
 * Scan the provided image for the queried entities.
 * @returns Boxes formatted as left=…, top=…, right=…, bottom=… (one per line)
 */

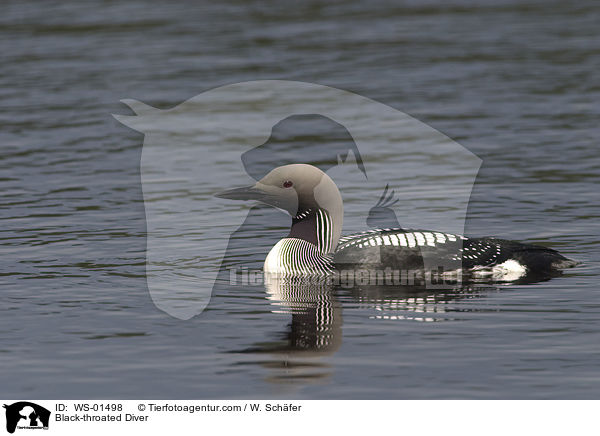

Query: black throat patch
left=288, top=209, right=318, bottom=246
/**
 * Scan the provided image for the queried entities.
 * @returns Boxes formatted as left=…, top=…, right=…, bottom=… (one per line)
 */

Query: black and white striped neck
left=288, top=208, right=335, bottom=255
left=264, top=207, right=337, bottom=276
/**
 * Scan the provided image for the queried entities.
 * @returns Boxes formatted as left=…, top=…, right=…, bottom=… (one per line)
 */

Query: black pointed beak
left=214, top=185, right=266, bottom=201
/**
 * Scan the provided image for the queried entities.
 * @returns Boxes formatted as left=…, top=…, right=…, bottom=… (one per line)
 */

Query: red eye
left=283, top=180, right=293, bottom=188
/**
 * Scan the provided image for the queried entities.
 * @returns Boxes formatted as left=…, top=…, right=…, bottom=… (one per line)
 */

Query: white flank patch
left=491, top=259, right=527, bottom=281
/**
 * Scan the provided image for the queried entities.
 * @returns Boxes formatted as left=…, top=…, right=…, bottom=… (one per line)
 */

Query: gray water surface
left=1, top=0, right=599, bottom=399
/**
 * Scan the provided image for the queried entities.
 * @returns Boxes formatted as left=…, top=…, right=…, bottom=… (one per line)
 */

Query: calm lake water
left=1, top=0, right=599, bottom=399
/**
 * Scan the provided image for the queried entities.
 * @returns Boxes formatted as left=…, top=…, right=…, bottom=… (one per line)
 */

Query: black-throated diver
left=216, top=164, right=577, bottom=281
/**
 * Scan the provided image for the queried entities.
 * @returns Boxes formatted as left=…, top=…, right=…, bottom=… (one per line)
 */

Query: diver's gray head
left=216, top=164, right=344, bottom=247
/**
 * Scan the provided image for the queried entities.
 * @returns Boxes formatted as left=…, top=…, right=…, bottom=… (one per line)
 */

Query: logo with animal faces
left=3, top=402, right=50, bottom=434
left=114, top=80, right=481, bottom=320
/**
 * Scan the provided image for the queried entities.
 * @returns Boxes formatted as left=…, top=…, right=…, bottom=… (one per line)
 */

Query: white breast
left=264, top=238, right=333, bottom=276
left=264, top=239, right=287, bottom=274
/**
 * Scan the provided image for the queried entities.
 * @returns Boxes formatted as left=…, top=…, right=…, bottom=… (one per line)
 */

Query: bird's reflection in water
left=264, top=274, right=343, bottom=354
left=343, top=284, right=491, bottom=323
left=234, top=274, right=342, bottom=385
left=236, top=273, right=495, bottom=385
